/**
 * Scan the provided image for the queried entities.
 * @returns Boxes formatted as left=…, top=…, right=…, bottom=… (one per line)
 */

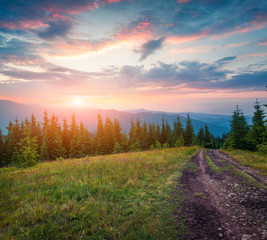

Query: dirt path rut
left=177, top=149, right=267, bottom=240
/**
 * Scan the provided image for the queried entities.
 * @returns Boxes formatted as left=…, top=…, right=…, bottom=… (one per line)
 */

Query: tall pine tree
left=251, top=100, right=266, bottom=146
left=184, top=114, right=194, bottom=146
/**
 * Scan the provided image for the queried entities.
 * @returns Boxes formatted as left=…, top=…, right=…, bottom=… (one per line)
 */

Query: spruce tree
left=141, top=121, right=149, bottom=150
left=227, top=106, right=251, bottom=150
left=49, top=114, right=64, bottom=159
left=14, top=127, right=39, bottom=167
left=102, top=117, right=115, bottom=154
left=251, top=100, right=266, bottom=145
left=69, top=114, right=81, bottom=158
left=184, top=113, right=194, bottom=146
left=160, top=116, right=167, bottom=144
left=128, top=119, right=136, bottom=146
left=30, top=114, right=42, bottom=152
left=0, top=129, right=5, bottom=167
left=78, top=122, right=91, bottom=157
left=156, top=122, right=161, bottom=143
left=172, top=115, right=184, bottom=146
left=166, top=120, right=172, bottom=146
left=203, top=125, right=212, bottom=148
left=40, top=111, right=50, bottom=161
left=94, top=113, right=104, bottom=155
left=148, top=122, right=157, bottom=148
left=62, top=118, right=71, bottom=157
left=197, top=126, right=204, bottom=146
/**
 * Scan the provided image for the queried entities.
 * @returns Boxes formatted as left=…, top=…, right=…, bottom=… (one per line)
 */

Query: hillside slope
left=0, top=147, right=198, bottom=239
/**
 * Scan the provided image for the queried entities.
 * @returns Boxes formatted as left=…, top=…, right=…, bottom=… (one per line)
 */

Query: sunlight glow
left=71, top=98, right=85, bottom=107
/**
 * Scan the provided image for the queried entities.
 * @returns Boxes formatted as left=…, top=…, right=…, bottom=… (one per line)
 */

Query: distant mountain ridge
left=0, top=100, right=248, bottom=137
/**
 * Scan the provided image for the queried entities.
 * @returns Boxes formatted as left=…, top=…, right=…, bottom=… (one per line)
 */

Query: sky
left=0, top=0, right=267, bottom=115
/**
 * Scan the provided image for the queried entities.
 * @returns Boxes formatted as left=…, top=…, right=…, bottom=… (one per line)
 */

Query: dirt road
left=177, top=149, right=267, bottom=240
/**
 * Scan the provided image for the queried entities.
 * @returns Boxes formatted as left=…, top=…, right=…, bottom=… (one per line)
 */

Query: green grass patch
left=222, top=149, right=267, bottom=176
left=205, top=152, right=222, bottom=174
left=223, top=162, right=266, bottom=190
left=0, top=147, right=199, bottom=239
left=184, top=161, right=198, bottom=172
left=194, top=192, right=207, bottom=200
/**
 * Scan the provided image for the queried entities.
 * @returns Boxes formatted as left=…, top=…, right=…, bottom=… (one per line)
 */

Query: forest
left=0, top=100, right=265, bottom=168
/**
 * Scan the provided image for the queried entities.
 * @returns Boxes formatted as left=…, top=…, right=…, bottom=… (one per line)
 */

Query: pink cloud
left=224, top=42, right=250, bottom=48
left=115, top=21, right=153, bottom=41
left=166, top=31, right=209, bottom=44
left=259, top=40, right=267, bottom=46
left=100, top=0, right=122, bottom=5
left=46, top=2, right=99, bottom=15
left=177, top=0, right=191, bottom=3
left=238, top=52, right=267, bottom=59
left=1, top=0, right=123, bottom=31
left=0, top=20, right=48, bottom=30
left=170, top=46, right=212, bottom=54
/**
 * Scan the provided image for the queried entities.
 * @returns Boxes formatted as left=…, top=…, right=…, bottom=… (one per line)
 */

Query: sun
left=71, top=98, right=84, bottom=107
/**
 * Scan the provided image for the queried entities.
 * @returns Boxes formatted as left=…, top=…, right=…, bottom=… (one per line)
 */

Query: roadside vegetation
left=0, top=147, right=198, bottom=239
left=205, top=152, right=222, bottom=174
left=222, top=149, right=267, bottom=176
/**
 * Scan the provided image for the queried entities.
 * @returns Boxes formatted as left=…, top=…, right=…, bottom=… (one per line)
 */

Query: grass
left=0, top=147, right=199, bottom=240
left=205, top=152, right=222, bottom=174
left=194, top=192, right=207, bottom=200
left=222, top=161, right=267, bottom=190
left=222, top=149, right=267, bottom=176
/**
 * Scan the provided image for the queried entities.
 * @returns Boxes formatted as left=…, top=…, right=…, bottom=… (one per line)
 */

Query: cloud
left=216, top=56, right=237, bottom=62
left=135, top=37, right=165, bottom=61
left=259, top=38, right=267, bottom=45
left=216, top=56, right=237, bottom=64
left=214, top=71, right=267, bottom=90
left=116, top=60, right=266, bottom=92
left=0, top=0, right=122, bottom=32
left=0, top=38, right=34, bottom=56
left=37, top=20, right=72, bottom=39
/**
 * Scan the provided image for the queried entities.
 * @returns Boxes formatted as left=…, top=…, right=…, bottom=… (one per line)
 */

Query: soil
left=176, top=149, right=267, bottom=240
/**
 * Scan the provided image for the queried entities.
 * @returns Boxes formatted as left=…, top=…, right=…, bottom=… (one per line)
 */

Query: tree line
left=0, top=111, right=223, bottom=167
left=224, top=100, right=267, bottom=153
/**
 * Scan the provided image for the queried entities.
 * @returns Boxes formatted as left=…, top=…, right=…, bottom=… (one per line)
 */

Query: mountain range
left=0, top=100, right=252, bottom=137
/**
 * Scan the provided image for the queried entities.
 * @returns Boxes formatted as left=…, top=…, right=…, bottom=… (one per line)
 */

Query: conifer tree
left=172, top=116, right=184, bottom=146
left=156, top=122, right=161, bottom=142
left=251, top=100, right=266, bottom=145
left=148, top=122, right=157, bottom=147
left=62, top=118, right=71, bottom=157
left=135, top=117, right=142, bottom=144
left=128, top=119, right=136, bottom=146
left=203, top=124, right=212, bottom=148
left=14, top=127, right=39, bottom=167
left=175, top=134, right=184, bottom=147
left=94, top=113, right=104, bottom=155
left=40, top=132, right=49, bottom=161
left=226, top=106, right=251, bottom=150
left=165, top=120, right=172, bottom=146
left=102, top=117, right=115, bottom=154
left=48, top=114, right=64, bottom=159
left=0, top=129, right=5, bottom=167
left=114, top=118, right=123, bottom=145
left=197, top=126, right=204, bottom=146
left=6, top=119, right=23, bottom=163
left=160, top=116, right=167, bottom=144
left=141, top=121, right=149, bottom=150
left=184, top=113, right=194, bottom=146
left=40, top=110, right=50, bottom=161
left=69, top=114, right=81, bottom=158
left=30, top=114, right=42, bottom=152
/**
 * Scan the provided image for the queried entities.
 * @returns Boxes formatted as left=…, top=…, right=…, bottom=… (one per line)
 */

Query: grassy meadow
left=0, top=147, right=198, bottom=240
left=222, top=149, right=267, bottom=176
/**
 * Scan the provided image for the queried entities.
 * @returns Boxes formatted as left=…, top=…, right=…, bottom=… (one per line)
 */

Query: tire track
left=177, top=150, right=267, bottom=240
